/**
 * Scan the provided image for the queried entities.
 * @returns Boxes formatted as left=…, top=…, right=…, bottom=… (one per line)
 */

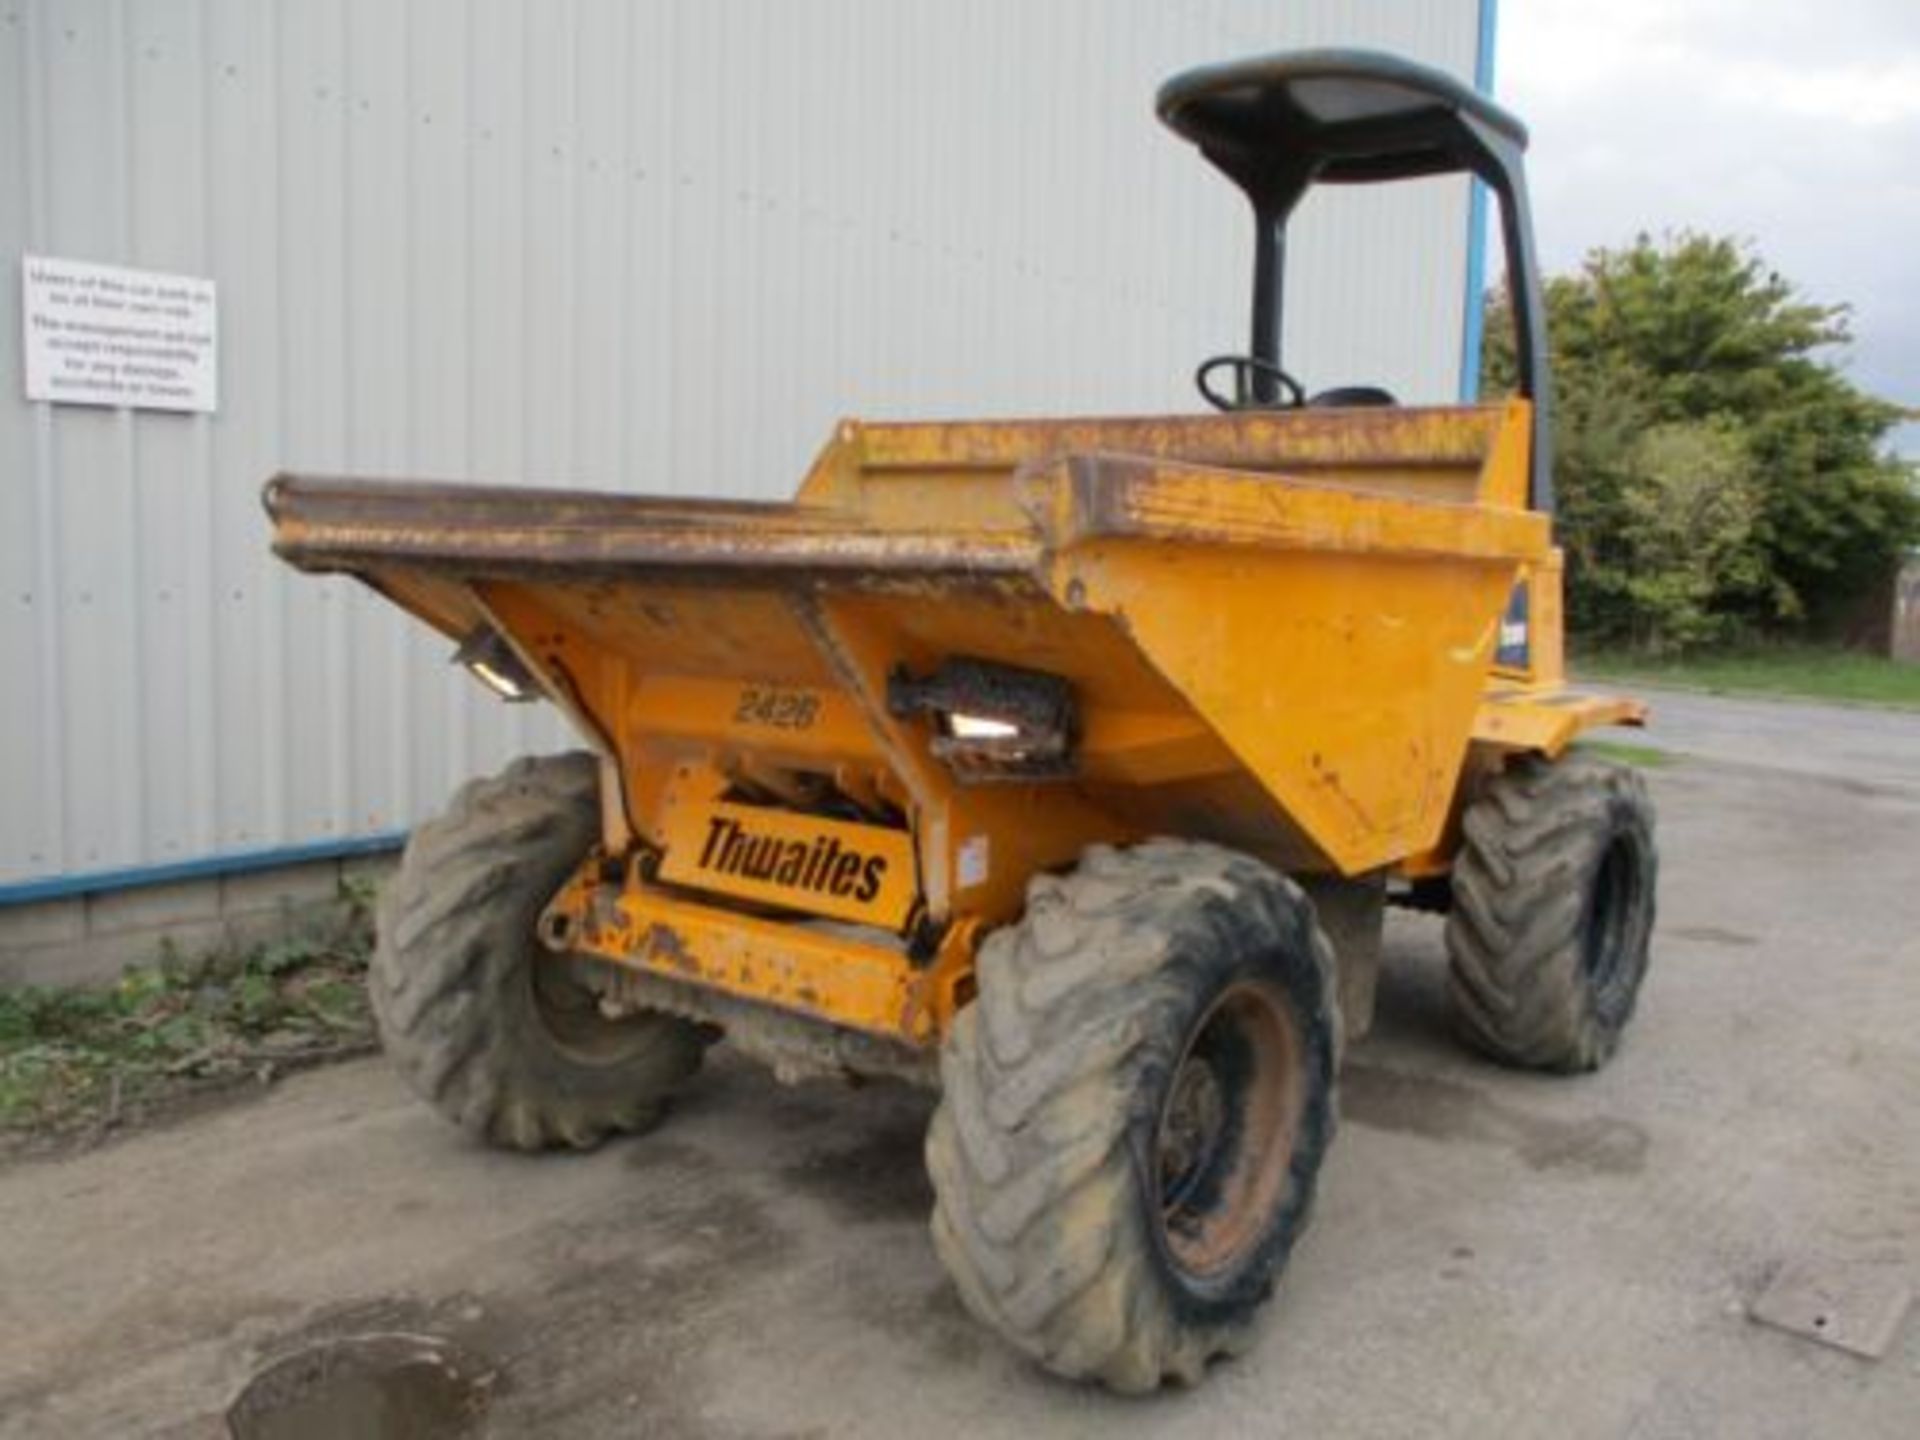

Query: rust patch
left=587, top=885, right=627, bottom=937
left=641, top=923, right=695, bottom=972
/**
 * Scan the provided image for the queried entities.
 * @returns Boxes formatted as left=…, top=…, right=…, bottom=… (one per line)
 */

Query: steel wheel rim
left=529, top=955, right=651, bottom=1064
left=1583, top=832, right=1644, bottom=1009
left=1154, top=978, right=1304, bottom=1279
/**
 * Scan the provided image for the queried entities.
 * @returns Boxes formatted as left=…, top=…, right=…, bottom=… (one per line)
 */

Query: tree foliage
left=1483, top=233, right=1917, bottom=651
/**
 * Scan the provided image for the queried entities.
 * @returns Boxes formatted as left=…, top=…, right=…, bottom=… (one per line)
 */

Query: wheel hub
left=1583, top=830, right=1647, bottom=1017
left=1154, top=978, right=1304, bottom=1279
left=1159, top=1052, right=1229, bottom=1213
left=530, top=954, right=657, bottom=1063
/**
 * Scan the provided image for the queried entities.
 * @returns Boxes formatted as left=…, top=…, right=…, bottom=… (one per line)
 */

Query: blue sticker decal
left=1495, top=581, right=1531, bottom=669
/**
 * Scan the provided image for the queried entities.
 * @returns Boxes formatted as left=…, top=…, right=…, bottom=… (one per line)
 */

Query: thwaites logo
left=696, top=815, right=888, bottom=903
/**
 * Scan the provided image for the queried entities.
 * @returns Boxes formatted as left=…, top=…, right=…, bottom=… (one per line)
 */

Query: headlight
left=887, top=658, right=1077, bottom=783
left=454, top=625, right=539, bottom=702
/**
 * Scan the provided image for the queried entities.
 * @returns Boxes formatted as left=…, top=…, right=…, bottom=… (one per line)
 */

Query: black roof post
left=1158, top=48, right=1556, bottom=514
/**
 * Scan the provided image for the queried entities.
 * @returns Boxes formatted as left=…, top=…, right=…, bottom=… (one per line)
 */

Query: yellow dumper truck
left=268, top=50, right=1657, bottom=1392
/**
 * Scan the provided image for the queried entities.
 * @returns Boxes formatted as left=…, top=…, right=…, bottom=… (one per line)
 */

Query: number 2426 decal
left=733, top=686, right=821, bottom=730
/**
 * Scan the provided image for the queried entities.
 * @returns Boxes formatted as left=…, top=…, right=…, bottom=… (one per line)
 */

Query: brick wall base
left=0, top=852, right=399, bottom=988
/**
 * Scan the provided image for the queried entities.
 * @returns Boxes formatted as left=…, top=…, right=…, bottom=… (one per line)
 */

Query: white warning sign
left=21, top=254, right=218, bottom=413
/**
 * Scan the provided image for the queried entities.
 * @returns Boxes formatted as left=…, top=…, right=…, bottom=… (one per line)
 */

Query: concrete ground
left=2, top=690, right=1916, bottom=1438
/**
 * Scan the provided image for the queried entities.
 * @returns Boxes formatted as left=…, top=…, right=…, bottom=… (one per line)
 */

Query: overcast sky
left=1497, top=0, right=1920, bottom=455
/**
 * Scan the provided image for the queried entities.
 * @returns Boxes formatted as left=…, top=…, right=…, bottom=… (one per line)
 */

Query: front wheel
left=371, top=752, right=710, bottom=1150
left=925, top=841, right=1339, bottom=1392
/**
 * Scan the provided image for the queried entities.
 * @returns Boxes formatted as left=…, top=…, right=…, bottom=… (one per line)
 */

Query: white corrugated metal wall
left=1, top=0, right=1482, bottom=895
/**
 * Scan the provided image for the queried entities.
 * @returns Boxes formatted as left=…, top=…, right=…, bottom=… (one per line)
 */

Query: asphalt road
left=3, top=689, right=1917, bottom=1438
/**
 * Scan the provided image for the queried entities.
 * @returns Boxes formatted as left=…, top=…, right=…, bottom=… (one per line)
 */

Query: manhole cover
left=1750, top=1259, right=1913, bottom=1360
left=228, top=1332, right=495, bottom=1440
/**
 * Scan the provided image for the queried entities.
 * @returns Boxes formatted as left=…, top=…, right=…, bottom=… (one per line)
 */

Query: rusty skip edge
left=854, top=402, right=1512, bottom=469
left=265, top=443, right=1540, bottom=588
left=1023, top=454, right=1550, bottom=561
left=263, top=473, right=1043, bottom=578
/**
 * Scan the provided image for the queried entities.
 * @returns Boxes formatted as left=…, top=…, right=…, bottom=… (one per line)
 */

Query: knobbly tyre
left=267, top=50, right=1658, bottom=1393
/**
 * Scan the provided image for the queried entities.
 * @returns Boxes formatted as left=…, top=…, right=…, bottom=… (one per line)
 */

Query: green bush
left=1484, top=233, right=1918, bottom=652
left=0, top=882, right=377, bottom=1141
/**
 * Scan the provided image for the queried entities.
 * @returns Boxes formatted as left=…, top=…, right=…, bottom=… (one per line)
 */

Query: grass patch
left=0, top=878, right=377, bottom=1151
left=1576, top=739, right=1679, bottom=769
left=1577, top=644, right=1920, bottom=710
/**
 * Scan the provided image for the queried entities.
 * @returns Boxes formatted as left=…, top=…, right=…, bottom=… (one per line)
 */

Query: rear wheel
left=371, top=752, right=710, bottom=1150
left=1445, top=751, right=1658, bottom=1071
left=925, top=841, right=1339, bottom=1392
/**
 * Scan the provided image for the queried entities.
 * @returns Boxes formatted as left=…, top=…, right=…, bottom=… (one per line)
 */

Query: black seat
left=1307, top=386, right=1397, bottom=408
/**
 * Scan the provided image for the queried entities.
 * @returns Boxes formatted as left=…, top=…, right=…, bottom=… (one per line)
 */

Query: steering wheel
left=1195, top=354, right=1307, bottom=412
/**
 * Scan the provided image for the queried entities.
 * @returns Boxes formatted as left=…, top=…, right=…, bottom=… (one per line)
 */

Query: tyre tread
left=926, top=841, right=1339, bottom=1392
left=371, top=752, right=705, bottom=1150
left=1444, top=752, right=1658, bottom=1072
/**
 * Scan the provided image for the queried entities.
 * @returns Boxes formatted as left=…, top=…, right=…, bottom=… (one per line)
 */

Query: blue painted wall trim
left=1458, top=0, right=1499, bottom=400
left=0, top=832, right=407, bottom=908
